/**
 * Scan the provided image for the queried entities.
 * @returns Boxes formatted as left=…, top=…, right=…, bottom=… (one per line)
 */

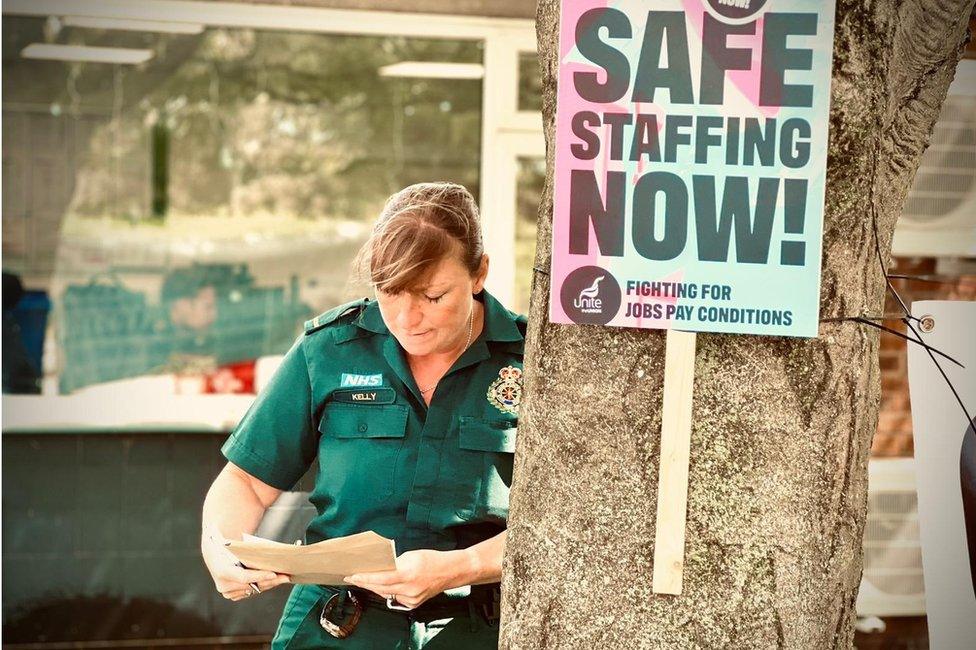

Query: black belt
left=351, top=584, right=500, bottom=623
left=317, top=584, right=501, bottom=638
left=351, top=590, right=467, bottom=622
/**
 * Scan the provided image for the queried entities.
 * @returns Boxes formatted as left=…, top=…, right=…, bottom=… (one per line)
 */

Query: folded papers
left=225, top=531, right=397, bottom=585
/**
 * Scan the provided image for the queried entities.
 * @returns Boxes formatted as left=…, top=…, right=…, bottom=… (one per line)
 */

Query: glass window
left=2, top=16, right=483, bottom=395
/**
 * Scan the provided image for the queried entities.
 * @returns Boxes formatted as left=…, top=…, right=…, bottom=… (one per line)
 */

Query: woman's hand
left=344, top=549, right=464, bottom=610
left=201, top=524, right=291, bottom=601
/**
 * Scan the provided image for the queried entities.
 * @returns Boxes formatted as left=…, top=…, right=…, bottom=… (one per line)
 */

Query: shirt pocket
left=452, top=416, right=517, bottom=522
left=317, top=403, right=409, bottom=500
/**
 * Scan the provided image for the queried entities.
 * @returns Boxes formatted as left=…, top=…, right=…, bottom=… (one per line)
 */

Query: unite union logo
left=573, top=276, right=605, bottom=314
left=560, top=266, right=622, bottom=325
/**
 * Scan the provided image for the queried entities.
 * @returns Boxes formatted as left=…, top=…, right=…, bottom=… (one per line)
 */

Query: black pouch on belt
left=476, top=584, right=501, bottom=627
left=319, top=589, right=363, bottom=639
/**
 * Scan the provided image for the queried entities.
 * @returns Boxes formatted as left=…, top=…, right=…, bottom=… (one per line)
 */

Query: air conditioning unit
left=856, top=457, right=926, bottom=616
left=891, top=59, right=976, bottom=257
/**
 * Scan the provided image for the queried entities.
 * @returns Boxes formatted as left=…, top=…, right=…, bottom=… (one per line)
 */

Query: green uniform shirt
left=221, top=289, right=525, bottom=557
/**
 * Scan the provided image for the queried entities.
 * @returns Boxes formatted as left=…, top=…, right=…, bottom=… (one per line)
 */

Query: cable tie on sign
left=532, top=266, right=550, bottom=276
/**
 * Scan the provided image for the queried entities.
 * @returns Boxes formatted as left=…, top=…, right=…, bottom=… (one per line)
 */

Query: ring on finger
left=386, top=594, right=412, bottom=611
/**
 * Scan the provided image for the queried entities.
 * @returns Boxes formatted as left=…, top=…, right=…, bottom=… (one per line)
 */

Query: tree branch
left=887, top=0, right=973, bottom=110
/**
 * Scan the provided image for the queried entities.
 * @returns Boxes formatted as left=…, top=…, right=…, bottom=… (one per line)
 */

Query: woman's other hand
left=343, top=549, right=464, bottom=610
left=200, top=463, right=289, bottom=601
left=201, top=523, right=291, bottom=601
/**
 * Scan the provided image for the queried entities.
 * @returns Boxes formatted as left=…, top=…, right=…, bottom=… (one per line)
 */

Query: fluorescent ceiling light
left=378, top=62, right=484, bottom=80
left=62, top=15, right=205, bottom=35
left=22, top=43, right=153, bottom=65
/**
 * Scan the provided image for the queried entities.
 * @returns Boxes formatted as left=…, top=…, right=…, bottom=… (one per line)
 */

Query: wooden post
left=652, top=329, right=697, bottom=595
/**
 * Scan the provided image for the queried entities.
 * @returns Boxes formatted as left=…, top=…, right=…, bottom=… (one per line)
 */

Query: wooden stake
left=652, top=329, right=697, bottom=595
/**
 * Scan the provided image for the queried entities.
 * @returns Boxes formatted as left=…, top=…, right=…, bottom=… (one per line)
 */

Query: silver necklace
left=418, top=307, right=474, bottom=394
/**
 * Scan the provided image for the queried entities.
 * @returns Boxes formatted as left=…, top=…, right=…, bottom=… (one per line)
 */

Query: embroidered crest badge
left=487, top=365, right=523, bottom=415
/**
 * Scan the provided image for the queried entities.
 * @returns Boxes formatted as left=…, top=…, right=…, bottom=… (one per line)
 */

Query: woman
left=200, top=182, right=524, bottom=648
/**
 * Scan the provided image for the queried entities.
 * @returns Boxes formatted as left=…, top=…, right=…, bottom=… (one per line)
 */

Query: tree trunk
left=500, top=2, right=974, bottom=648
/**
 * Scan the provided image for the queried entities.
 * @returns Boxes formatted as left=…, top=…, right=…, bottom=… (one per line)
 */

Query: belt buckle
left=319, top=590, right=363, bottom=638
left=386, top=595, right=414, bottom=611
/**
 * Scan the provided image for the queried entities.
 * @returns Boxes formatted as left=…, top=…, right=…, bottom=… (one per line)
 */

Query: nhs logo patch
left=340, top=373, right=384, bottom=387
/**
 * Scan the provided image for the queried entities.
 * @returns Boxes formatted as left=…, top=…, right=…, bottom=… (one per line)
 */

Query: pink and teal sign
left=549, top=0, right=836, bottom=337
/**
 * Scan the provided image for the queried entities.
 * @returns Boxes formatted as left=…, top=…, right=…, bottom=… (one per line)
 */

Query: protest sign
left=550, top=0, right=836, bottom=338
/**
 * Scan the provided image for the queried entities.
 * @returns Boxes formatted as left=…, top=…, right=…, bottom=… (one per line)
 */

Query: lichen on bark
left=500, top=1, right=974, bottom=648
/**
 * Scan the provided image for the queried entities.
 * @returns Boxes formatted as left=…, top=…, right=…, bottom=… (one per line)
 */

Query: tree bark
left=500, top=2, right=974, bottom=648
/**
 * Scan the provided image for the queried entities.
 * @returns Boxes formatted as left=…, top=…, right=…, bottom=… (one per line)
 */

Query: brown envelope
left=225, top=531, right=397, bottom=585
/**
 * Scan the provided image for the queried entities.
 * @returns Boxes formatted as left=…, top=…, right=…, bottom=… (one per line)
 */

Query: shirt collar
left=357, top=288, right=523, bottom=342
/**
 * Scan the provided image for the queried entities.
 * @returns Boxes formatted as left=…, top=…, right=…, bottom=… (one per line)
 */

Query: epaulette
left=515, top=314, right=528, bottom=336
left=304, top=298, right=369, bottom=336
left=495, top=313, right=528, bottom=356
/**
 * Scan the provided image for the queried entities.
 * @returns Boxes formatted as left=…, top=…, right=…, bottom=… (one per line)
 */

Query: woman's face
left=375, top=253, right=488, bottom=358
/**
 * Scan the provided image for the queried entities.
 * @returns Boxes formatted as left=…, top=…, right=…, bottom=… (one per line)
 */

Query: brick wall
left=873, top=256, right=976, bottom=457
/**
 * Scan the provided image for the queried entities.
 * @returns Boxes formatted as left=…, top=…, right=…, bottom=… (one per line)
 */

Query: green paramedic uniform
left=220, top=289, right=525, bottom=649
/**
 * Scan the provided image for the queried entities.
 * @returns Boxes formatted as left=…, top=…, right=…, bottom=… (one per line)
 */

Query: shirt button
left=358, top=423, right=368, bottom=433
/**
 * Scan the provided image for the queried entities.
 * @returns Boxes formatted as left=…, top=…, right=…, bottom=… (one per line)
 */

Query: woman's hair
left=355, top=182, right=484, bottom=293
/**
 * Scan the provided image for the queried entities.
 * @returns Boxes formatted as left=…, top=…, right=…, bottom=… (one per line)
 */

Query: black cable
left=820, top=313, right=964, bottom=366
left=867, top=162, right=974, bottom=430
left=851, top=317, right=964, bottom=368
left=821, top=313, right=914, bottom=323
left=887, top=273, right=976, bottom=287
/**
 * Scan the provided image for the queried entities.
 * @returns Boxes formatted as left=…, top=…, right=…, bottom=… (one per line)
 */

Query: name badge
left=331, top=387, right=396, bottom=405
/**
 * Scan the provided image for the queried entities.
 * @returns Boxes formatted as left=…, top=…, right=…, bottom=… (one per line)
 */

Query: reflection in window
left=518, top=51, right=542, bottom=112
left=514, top=157, right=545, bottom=315
left=2, top=16, right=483, bottom=394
